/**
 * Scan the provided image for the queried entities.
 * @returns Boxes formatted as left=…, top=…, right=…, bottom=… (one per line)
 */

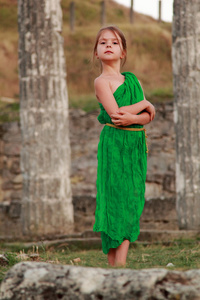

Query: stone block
left=9, top=201, right=21, bottom=218
left=145, top=182, right=163, bottom=199
left=0, top=140, right=4, bottom=154
left=9, top=159, right=21, bottom=174
left=73, top=195, right=96, bottom=214
left=12, top=183, right=22, bottom=190
left=12, top=174, right=23, bottom=184
left=2, top=169, right=14, bottom=179
left=1, top=180, right=13, bottom=190
left=0, top=155, right=7, bottom=169
left=2, top=190, right=12, bottom=201
left=4, top=143, right=21, bottom=156
left=2, top=133, right=21, bottom=143
left=74, top=213, right=95, bottom=232
left=1, top=262, right=200, bottom=299
left=163, top=174, right=175, bottom=193
left=0, top=201, right=10, bottom=214
left=11, top=190, right=22, bottom=201
left=140, top=197, right=178, bottom=230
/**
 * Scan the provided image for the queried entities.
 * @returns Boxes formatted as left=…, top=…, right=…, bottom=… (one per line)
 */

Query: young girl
left=92, top=25, right=155, bottom=267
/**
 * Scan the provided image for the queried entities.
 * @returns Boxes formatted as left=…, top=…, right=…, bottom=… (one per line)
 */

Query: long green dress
left=93, top=72, right=148, bottom=254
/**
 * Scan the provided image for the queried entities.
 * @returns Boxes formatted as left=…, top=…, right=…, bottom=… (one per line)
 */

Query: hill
left=0, top=0, right=172, bottom=113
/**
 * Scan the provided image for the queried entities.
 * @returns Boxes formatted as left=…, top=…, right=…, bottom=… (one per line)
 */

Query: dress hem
left=93, top=228, right=140, bottom=255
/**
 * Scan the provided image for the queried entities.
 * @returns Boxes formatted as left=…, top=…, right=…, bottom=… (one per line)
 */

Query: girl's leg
left=115, top=239, right=130, bottom=267
left=107, top=248, right=116, bottom=266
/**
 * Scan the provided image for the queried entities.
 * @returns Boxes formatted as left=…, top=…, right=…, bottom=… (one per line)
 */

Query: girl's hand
left=111, top=110, right=137, bottom=126
left=145, top=101, right=155, bottom=121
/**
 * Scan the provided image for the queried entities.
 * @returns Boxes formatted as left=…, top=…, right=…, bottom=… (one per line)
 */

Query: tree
left=18, top=0, right=74, bottom=238
left=172, top=0, right=200, bottom=229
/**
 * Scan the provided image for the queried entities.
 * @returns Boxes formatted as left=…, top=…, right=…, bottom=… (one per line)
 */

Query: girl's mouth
left=105, top=51, right=113, bottom=54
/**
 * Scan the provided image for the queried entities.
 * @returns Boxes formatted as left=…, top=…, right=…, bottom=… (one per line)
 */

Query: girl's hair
left=93, top=25, right=127, bottom=67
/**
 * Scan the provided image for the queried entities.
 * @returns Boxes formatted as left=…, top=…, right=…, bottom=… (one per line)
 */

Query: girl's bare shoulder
left=94, top=76, right=113, bottom=103
left=94, top=75, right=109, bottom=89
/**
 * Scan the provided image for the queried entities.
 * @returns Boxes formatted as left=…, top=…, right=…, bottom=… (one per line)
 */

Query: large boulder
left=1, top=262, right=200, bottom=299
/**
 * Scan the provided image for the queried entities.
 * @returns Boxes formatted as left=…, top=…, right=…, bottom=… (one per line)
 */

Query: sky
left=114, top=0, right=173, bottom=22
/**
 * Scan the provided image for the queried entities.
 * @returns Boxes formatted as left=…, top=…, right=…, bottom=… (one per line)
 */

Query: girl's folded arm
left=118, top=100, right=150, bottom=114
left=119, top=99, right=155, bottom=121
left=132, top=112, right=151, bottom=125
left=118, top=80, right=154, bottom=117
left=94, top=77, right=119, bottom=116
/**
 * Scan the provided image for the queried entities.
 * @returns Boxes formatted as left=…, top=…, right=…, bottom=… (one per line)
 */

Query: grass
left=69, top=94, right=99, bottom=112
left=145, top=87, right=173, bottom=103
left=0, top=252, right=20, bottom=283
left=0, top=99, right=20, bottom=124
left=1, top=239, right=200, bottom=283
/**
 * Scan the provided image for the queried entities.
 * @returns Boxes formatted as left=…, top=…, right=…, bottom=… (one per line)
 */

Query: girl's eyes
left=100, top=42, right=119, bottom=44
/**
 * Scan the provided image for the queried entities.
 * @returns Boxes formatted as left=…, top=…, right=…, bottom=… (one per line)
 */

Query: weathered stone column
left=18, top=0, right=74, bottom=238
left=172, top=0, right=200, bottom=229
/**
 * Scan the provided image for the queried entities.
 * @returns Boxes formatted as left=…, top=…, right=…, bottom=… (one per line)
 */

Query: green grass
left=0, top=100, right=20, bottom=124
left=69, top=94, right=99, bottom=112
left=0, top=5, right=18, bottom=29
left=0, top=252, right=20, bottom=283
left=1, top=239, right=200, bottom=283
left=145, top=87, right=174, bottom=102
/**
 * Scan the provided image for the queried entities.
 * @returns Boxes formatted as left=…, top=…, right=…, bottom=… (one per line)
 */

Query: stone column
left=158, top=0, right=162, bottom=23
left=130, top=0, right=134, bottom=24
left=101, top=1, right=106, bottom=25
left=172, top=0, right=200, bottom=229
left=18, top=0, right=74, bottom=238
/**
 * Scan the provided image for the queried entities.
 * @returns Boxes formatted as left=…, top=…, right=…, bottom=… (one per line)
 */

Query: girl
left=92, top=26, right=155, bottom=267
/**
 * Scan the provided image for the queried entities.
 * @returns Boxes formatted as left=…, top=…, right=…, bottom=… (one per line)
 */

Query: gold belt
left=105, top=123, right=148, bottom=153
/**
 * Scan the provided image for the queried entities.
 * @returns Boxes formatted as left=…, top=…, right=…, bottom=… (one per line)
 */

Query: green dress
left=93, top=72, right=148, bottom=254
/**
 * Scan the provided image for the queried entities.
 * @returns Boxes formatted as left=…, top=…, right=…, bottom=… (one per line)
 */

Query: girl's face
left=95, top=30, right=125, bottom=63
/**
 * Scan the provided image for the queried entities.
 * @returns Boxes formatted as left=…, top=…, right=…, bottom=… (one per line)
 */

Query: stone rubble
left=1, top=262, right=200, bottom=300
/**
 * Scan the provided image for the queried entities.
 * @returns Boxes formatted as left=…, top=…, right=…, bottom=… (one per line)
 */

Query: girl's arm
left=117, top=101, right=155, bottom=121
left=117, top=80, right=155, bottom=121
left=94, top=77, right=119, bottom=116
left=111, top=111, right=151, bottom=126
left=94, top=77, right=153, bottom=118
left=135, top=112, right=151, bottom=125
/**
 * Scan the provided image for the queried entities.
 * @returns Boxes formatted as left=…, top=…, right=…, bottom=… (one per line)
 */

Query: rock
left=166, top=263, right=175, bottom=267
left=16, top=253, right=29, bottom=261
left=12, top=174, right=23, bottom=184
left=0, top=97, right=16, bottom=103
left=140, top=197, right=178, bottom=230
left=1, top=262, right=200, bottom=299
left=72, top=257, right=81, bottom=263
left=0, top=254, right=9, bottom=266
left=8, top=201, right=21, bottom=219
left=3, top=142, right=21, bottom=156
left=29, top=253, right=39, bottom=261
left=10, top=160, right=21, bottom=174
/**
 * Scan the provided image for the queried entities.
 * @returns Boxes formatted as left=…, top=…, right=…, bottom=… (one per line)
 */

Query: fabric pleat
left=93, top=72, right=148, bottom=254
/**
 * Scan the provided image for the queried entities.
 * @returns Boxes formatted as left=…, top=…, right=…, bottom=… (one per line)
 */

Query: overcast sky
left=114, top=0, right=173, bottom=22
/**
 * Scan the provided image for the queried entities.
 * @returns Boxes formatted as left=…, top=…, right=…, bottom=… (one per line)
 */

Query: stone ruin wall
left=0, top=101, right=177, bottom=240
